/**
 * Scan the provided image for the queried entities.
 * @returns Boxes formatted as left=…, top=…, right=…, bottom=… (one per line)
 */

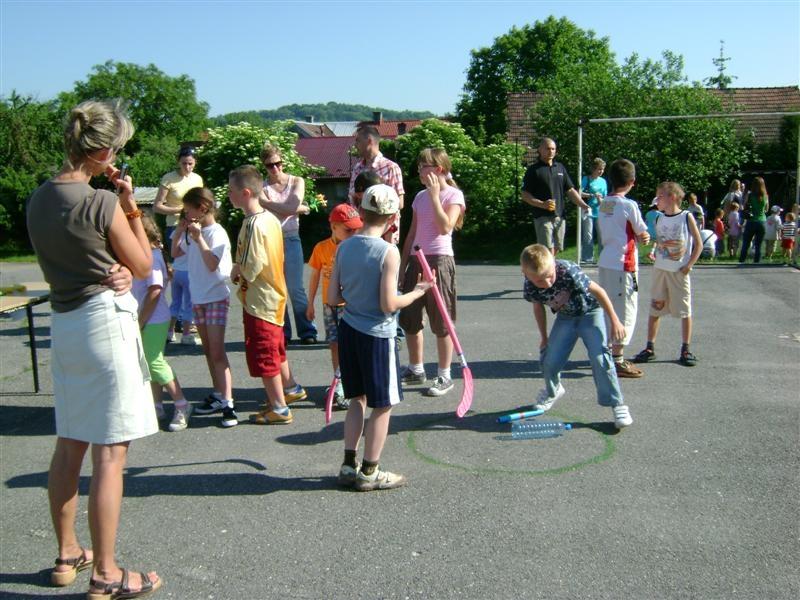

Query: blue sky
left=1, top=0, right=797, bottom=117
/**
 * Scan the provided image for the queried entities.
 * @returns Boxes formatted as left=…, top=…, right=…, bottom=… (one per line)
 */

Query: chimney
left=397, top=122, right=407, bottom=135
left=372, top=111, right=382, bottom=124
left=305, top=115, right=314, bottom=123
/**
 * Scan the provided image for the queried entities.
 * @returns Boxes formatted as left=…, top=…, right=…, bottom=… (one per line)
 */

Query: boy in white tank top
left=632, top=182, right=702, bottom=367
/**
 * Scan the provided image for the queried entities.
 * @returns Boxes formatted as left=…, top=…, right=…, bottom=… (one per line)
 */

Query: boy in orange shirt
left=306, top=204, right=363, bottom=409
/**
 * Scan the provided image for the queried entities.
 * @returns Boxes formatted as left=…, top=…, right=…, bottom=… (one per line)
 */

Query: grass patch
left=0, top=253, right=37, bottom=263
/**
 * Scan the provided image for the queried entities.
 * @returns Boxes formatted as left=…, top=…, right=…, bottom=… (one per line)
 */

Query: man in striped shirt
left=348, top=125, right=404, bottom=244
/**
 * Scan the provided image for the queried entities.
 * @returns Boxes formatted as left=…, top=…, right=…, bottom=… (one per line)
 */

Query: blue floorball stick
left=497, top=409, right=544, bottom=423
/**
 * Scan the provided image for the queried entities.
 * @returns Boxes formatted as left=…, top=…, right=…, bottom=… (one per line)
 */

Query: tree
left=197, top=121, right=323, bottom=235
left=751, top=115, right=799, bottom=170
left=704, top=41, right=737, bottom=90
left=0, top=93, right=63, bottom=248
left=456, top=17, right=615, bottom=141
left=213, top=102, right=435, bottom=125
left=60, top=61, right=210, bottom=155
left=531, top=51, right=750, bottom=203
left=388, top=119, right=526, bottom=237
left=125, top=132, right=180, bottom=187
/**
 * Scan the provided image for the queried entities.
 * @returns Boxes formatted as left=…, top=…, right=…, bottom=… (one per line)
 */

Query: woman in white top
left=259, top=143, right=318, bottom=343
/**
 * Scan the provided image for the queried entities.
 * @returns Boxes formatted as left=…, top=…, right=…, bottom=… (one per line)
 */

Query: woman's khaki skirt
left=51, top=290, right=158, bottom=444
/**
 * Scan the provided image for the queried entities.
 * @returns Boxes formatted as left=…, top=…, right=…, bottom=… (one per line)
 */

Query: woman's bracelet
left=125, top=209, right=143, bottom=220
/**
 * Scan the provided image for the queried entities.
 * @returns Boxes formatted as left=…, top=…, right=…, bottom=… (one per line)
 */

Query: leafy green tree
left=531, top=51, right=750, bottom=202
left=60, top=61, right=210, bottom=155
left=704, top=41, right=737, bottom=90
left=751, top=115, right=799, bottom=170
left=125, top=132, right=179, bottom=187
left=389, top=119, right=526, bottom=237
left=0, top=93, right=63, bottom=248
left=456, top=17, right=615, bottom=141
left=197, top=121, right=323, bottom=235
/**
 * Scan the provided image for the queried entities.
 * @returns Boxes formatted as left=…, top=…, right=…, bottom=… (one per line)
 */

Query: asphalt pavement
left=1, top=259, right=798, bottom=599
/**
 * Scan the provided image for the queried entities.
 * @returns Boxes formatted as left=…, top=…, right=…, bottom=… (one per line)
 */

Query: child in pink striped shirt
left=399, top=148, right=466, bottom=397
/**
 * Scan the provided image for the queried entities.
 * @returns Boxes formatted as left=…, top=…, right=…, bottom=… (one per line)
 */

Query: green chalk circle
left=406, top=410, right=617, bottom=476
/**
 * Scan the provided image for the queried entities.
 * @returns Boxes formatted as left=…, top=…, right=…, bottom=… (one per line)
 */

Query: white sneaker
left=168, top=404, right=193, bottom=432
left=613, top=405, right=633, bottom=429
left=181, top=333, right=201, bottom=346
left=166, top=330, right=176, bottom=343
left=425, top=376, right=454, bottom=397
left=354, top=467, right=407, bottom=492
left=533, top=383, right=565, bottom=412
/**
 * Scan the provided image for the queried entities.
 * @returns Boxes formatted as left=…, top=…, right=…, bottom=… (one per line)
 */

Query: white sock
left=274, top=406, right=290, bottom=415
left=174, top=399, right=188, bottom=409
left=437, top=367, right=451, bottom=380
left=222, top=398, right=234, bottom=409
left=410, top=363, right=425, bottom=375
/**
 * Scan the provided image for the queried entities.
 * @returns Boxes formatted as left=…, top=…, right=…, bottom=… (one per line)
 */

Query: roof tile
left=295, top=136, right=356, bottom=179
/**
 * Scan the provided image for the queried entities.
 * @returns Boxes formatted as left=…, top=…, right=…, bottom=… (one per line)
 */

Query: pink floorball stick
left=414, top=247, right=474, bottom=418
left=324, top=374, right=339, bottom=425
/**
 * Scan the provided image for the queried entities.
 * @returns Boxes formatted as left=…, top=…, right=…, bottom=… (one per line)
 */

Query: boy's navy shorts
left=338, top=319, right=403, bottom=409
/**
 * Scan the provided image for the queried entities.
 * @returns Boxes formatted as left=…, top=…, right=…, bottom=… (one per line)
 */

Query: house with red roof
left=357, top=111, right=424, bottom=139
left=295, top=136, right=357, bottom=205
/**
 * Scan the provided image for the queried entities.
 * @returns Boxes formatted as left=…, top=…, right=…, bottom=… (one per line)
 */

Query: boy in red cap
left=306, top=203, right=363, bottom=408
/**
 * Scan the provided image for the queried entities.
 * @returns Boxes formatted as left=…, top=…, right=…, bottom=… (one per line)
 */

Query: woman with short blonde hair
left=27, top=99, right=162, bottom=598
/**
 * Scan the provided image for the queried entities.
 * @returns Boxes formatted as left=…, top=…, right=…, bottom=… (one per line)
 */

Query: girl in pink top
left=399, top=148, right=466, bottom=397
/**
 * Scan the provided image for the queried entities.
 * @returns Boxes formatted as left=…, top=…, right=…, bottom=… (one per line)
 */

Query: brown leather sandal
left=87, top=568, right=162, bottom=599
left=51, top=547, right=92, bottom=586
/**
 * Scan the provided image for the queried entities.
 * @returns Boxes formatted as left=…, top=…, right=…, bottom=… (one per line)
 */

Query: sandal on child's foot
left=51, top=547, right=93, bottom=586
left=87, top=568, right=161, bottom=600
left=631, top=348, right=656, bottom=363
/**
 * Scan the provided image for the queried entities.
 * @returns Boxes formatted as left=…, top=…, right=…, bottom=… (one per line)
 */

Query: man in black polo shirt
left=521, top=137, right=589, bottom=254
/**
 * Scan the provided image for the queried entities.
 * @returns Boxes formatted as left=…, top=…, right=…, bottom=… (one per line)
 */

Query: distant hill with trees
left=213, top=101, right=435, bottom=125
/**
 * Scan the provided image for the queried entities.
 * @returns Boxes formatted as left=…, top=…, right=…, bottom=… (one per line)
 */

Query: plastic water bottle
left=511, top=420, right=572, bottom=440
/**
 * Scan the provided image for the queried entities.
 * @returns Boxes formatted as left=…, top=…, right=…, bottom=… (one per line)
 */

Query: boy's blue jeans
left=283, top=234, right=318, bottom=341
left=540, top=307, right=623, bottom=407
left=580, top=214, right=595, bottom=262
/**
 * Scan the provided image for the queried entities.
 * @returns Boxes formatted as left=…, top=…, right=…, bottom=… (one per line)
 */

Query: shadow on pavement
left=4, top=457, right=335, bottom=497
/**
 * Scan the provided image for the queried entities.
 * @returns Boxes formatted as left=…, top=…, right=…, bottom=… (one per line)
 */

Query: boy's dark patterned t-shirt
left=523, top=260, right=598, bottom=316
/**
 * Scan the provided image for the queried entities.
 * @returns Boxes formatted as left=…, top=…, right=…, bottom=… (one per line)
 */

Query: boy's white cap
left=361, top=184, right=400, bottom=215
left=771, top=205, right=783, bottom=213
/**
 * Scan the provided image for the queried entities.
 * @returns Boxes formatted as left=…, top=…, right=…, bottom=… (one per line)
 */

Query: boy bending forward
left=522, top=244, right=633, bottom=429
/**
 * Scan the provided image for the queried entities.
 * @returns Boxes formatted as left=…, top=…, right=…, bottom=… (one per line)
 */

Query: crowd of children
left=129, top=140, right=798, bottom=499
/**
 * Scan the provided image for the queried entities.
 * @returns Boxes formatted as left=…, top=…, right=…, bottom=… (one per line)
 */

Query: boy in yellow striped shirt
left=228, top=165, right=306, bottom=425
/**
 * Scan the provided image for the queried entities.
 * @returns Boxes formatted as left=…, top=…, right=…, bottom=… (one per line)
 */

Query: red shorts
left=781, top=238, right=795, bottom=251
left=243, top=311, right=285, bottom=378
